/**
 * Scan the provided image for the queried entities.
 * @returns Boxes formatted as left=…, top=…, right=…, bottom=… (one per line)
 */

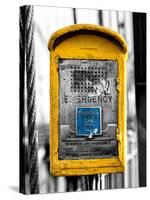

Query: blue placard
left=76, top=107, right=102, bottom=136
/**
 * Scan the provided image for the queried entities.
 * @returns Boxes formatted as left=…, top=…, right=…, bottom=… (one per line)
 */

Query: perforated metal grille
left=70, top=66, right=109, bottom=93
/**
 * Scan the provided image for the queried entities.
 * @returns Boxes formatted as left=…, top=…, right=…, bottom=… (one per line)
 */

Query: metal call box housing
left=48, top=24, right=128, bottom=176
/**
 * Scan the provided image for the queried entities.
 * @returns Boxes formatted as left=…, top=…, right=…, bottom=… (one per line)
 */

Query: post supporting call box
left=48, top=24, right=128, bottom=176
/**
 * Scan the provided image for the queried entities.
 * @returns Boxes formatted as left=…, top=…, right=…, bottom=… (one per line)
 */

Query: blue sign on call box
left=76, top=107, right=102, bottom=136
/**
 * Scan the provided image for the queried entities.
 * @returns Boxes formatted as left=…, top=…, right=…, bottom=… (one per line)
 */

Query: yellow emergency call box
left=48, top=24, right=128, bottom=176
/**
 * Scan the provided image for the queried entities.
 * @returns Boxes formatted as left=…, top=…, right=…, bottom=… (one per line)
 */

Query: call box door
left=58, top=59, right=118, bottom=160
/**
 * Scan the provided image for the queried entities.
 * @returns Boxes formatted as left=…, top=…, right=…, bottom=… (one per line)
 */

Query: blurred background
left=20, top=6, right=146, bottom=193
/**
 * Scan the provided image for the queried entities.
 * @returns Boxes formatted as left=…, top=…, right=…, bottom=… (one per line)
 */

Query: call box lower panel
left=58, top=59, right=118, bottom=160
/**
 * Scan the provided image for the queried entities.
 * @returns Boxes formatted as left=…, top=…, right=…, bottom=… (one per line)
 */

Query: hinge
left=116, top=127, right=121, bottom=143
left=116, top=77, right=120, bottom=92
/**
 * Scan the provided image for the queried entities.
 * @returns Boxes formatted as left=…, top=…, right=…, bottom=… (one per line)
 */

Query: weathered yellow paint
left=48, top=24, right=128, bottom=176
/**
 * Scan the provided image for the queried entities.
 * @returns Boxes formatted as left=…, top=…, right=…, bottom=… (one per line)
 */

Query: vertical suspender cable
left=25, top=5, right=39, bottom=194
left=19, top=6, right=26, bottom=194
